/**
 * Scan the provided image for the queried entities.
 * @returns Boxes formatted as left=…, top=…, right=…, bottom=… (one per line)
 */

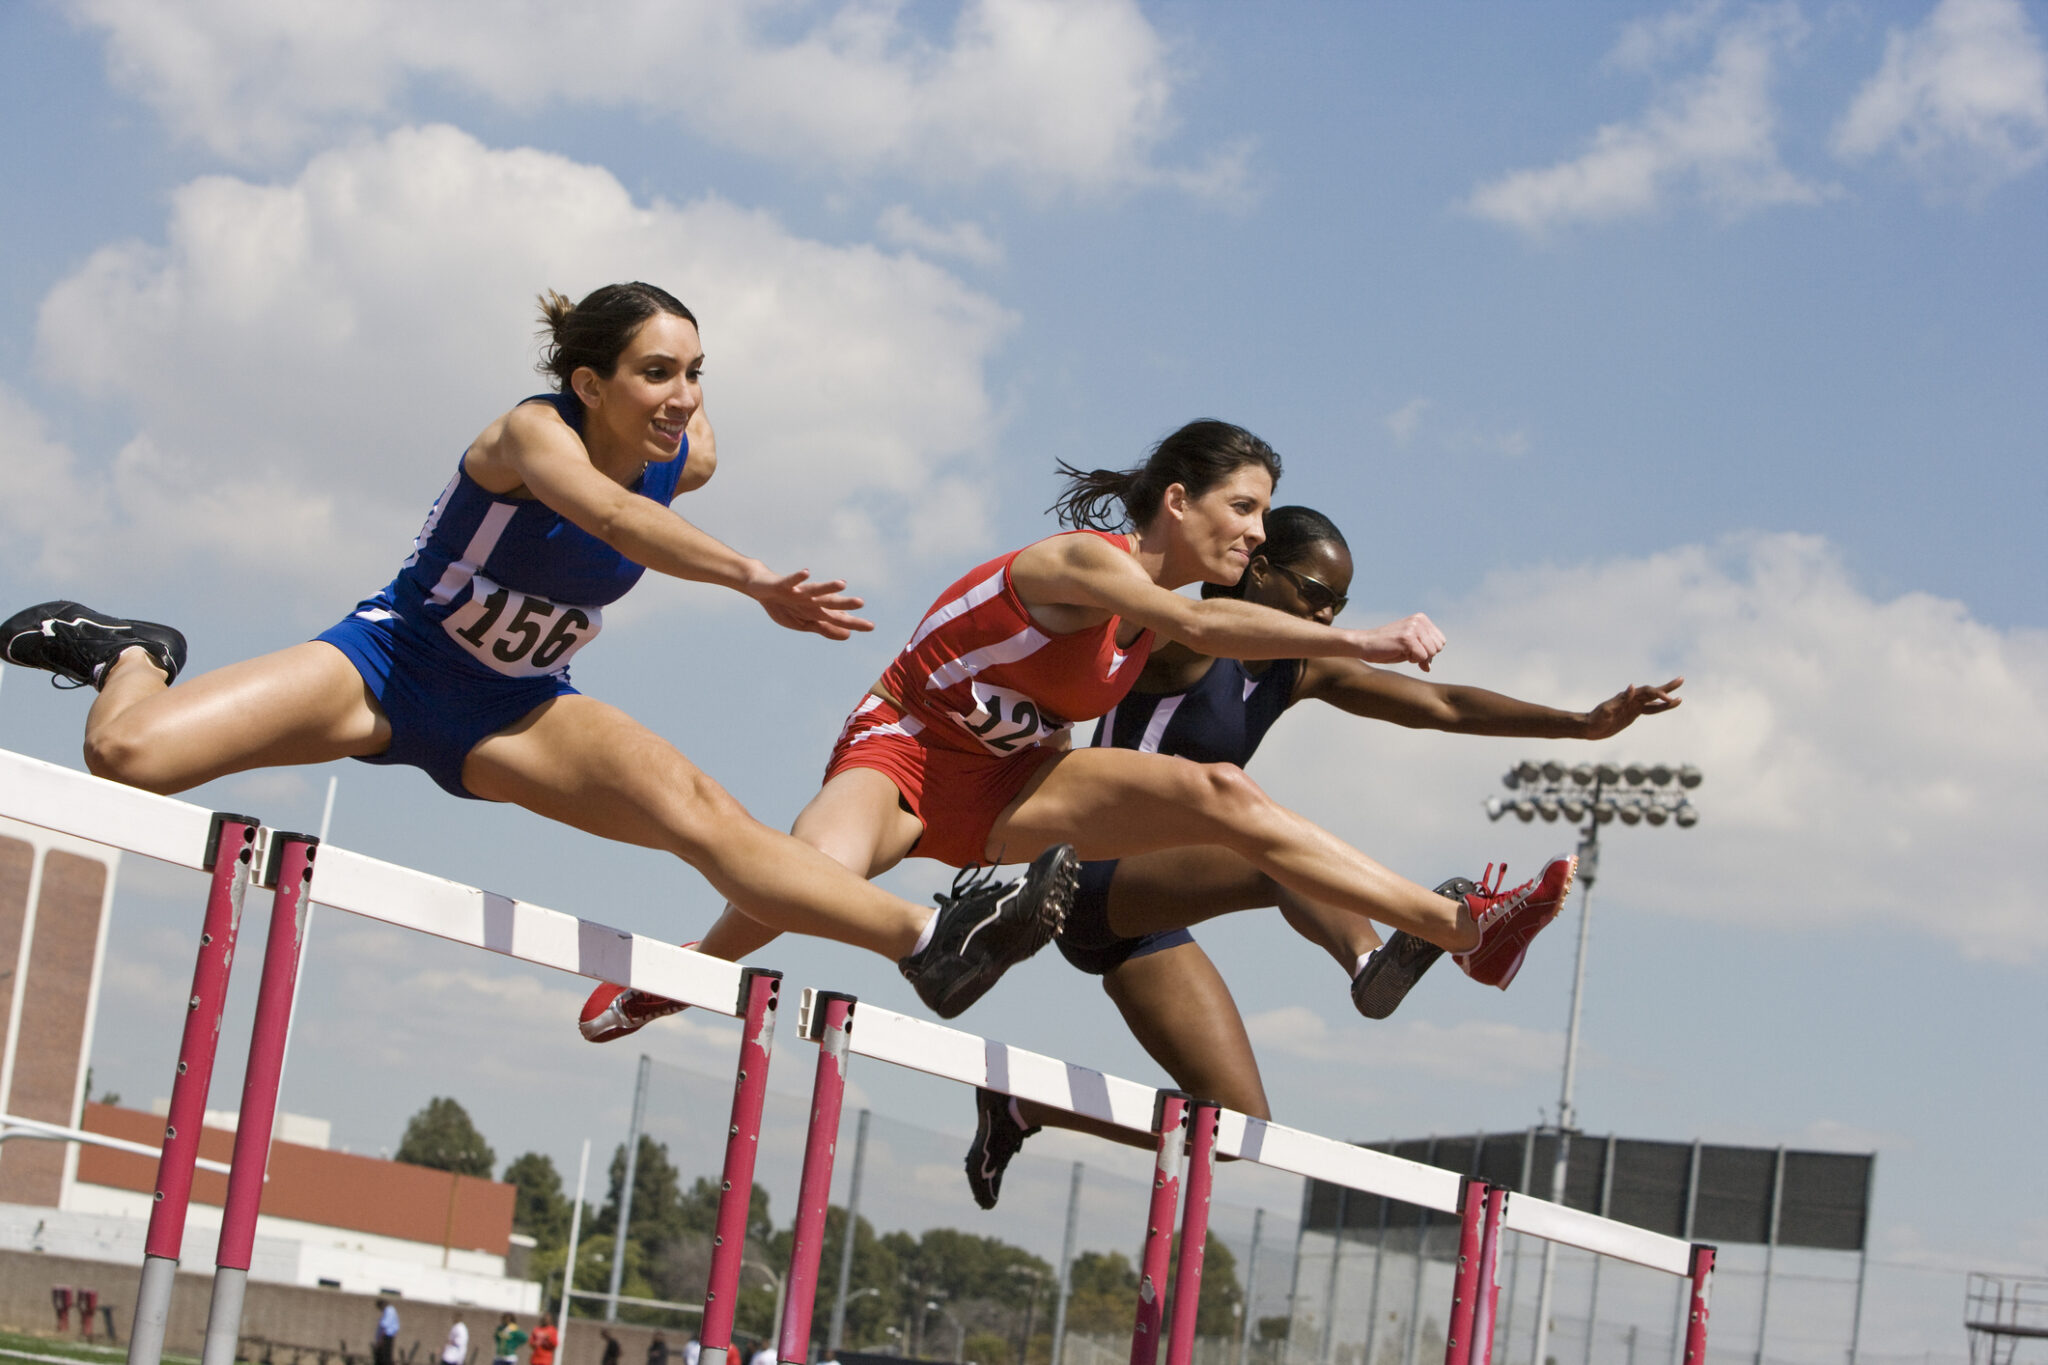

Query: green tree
left=394, top=1097, right=494, bottom=1176
left=1052, top=1251, right=1138, bottom=1334
left=598, top=1134, right=688, bottom=1255
left=502, top=1151, right=572, bottom=1250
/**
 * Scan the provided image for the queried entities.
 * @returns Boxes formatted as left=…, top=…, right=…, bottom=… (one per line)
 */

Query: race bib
left=954, top=682, right=1071, bottom=755
left=441, top=575, right=601, bottom=677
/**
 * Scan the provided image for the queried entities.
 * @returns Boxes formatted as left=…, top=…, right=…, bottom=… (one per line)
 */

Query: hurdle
left=0, top=744, right=1716, bottom=1363
left=770, top=987, right=1720, bottom=1365
left=0, top=749, right=781, bottom=1365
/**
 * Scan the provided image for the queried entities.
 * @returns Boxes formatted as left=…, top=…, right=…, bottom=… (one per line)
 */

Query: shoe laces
left=1478, top=863, right=1508, bottom=897
left=938, top=861, right=999, bottom=910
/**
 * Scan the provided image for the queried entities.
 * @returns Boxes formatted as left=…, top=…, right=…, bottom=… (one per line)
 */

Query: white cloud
left=11, top=125, right=1013, bottom=612
left=1384, top=397, right=1430, bottom=447
left=67, top=0, right=1230, bottom=198
left=1832, top=0, right=2048, bottom=195
left=1251, top=532, right=2048, bottom=962
left=1467, top=3, right=1828, bottom=232
left=876, top=206, right=1004, bottom=267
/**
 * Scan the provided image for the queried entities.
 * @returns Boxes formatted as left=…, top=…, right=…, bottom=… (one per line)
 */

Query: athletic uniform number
left=961, top=685, right=1069, bottom=754
left=443, top=575, right=601, bottom=677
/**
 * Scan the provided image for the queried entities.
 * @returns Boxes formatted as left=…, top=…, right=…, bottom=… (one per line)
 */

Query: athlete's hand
left=1351, top=613, right=1446, bottom=671
left=1584, top=677, right=1684, bottom=739
left=749, top=567, right=874, bottom=640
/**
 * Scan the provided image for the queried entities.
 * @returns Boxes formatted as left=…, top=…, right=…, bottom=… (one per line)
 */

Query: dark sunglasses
left=1265, top=560, right=1348, bottom=615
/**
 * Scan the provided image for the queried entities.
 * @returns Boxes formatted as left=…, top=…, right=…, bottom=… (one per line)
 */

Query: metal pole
left=1682, top=1247, right=1715, bottom=1363
left=272, top=778, right=336, bottom=1137
left=1445, top=1180, right=1487, bottom=1364
left=1164, top=1102, right=1222, bottom=1365
left=1132, top=1093, right=1190, bottom=1365
left=1501, top=1128, right=1535, bottom=1355
left=561, top=1140, right=591, bottom=1361
left=609, top=1055, right=652, bottom=1321
left=700, top=970, right=782, bottom=1365
left=1671, top=1142, right=1700, bottom=1365
left=1403, top=1137, right=1440, bottom=1365
left=779, top=993, right=856, bottom=1365
left=200, top=833, right=318, bottom=1365
left=1754, top=1148, right=1784, bottom=1365
left=1848, top=1156, right=1874, bottom=1365
left=1287, top=1185, right=1311, bottom=1359
left=1317, top=1187, right=1348, bottom=1365
left=1051, top=1162, right=1084, bottom=1365
left=1532, top=819, right=1599, bottom=1365
left=127, top=813, right=259, bottom=1365
left=1582, top=1137, right=1616, bottom=1365
left=1362, top=1181, right=1391, bottom=1365
left=1238, top=1208, right=1265, bottom=1365
left=827, top=1109, right=871, bottom=1357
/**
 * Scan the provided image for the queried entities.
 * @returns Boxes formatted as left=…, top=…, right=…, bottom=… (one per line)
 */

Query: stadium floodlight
left=1484, top=758, right=1703, bottom=1365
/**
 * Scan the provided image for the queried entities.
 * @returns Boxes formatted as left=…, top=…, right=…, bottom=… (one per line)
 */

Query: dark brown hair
left=1050, top=419, right=1281, bottom=532
left=536, top=282, right=697, bottom=390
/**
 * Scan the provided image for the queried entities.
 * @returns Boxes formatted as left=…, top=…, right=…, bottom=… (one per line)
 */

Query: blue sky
left=1, top=1, right=2043, bottom=1353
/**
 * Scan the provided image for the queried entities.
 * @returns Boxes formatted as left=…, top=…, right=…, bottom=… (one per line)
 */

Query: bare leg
left=1018, top=940, right=1271, bottom=1151
left=83, top=643, right=390, bottom=793
left=988, top=748, right=1476, bottom=950
left=465, top=704, right=931, bottom=958
left=1097, top=846, right=1383, bottom=973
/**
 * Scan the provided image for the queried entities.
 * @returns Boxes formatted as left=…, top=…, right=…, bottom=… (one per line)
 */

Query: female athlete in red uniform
left=582, top=420, right=1575, bottom=1032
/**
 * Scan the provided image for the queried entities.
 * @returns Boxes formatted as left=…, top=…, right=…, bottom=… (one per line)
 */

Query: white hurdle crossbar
left=0, top=748, right=785, bottom=1365
left=776, top=988, right=1718, bottom=1365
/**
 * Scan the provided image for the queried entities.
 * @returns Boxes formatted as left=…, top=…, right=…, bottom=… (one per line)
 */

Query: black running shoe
left=965, top=1086, right=1039, bottom=1210
left=899, top=844, right=1079, bottom=1020
left=1, top=601, right=186, bottom=690
left=1350, top=929, right=1446, bottom=1020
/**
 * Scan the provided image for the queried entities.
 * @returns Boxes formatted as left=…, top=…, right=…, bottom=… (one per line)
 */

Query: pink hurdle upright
left=126, top=812, right=259, bottom=1365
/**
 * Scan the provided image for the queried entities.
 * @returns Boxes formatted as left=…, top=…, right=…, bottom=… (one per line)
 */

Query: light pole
left=743, top=1259, right=787, bottom=1350
left=1486, top=759, right=1701, bottom=1365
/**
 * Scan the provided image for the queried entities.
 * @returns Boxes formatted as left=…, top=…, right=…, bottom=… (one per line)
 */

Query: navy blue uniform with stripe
left=1056, top=656, right=1303, bottom=974
left=317, top=392, right=687, bottom=798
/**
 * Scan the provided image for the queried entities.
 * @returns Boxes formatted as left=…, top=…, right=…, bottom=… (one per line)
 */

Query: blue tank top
left=1086, top=656, right=1302, bottom=765
left=382, top=392, right=687, bottom=679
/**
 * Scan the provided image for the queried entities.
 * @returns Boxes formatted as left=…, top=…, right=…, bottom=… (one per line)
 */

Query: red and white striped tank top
left=879, top=530, right=1156, bottom=756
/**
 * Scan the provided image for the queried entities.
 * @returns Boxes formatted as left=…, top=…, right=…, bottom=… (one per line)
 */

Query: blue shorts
left=1054, top=857, right=1195, bottom=976
left=316, top=595, right=578, bottom=800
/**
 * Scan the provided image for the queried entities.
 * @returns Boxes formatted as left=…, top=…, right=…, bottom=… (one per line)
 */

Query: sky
left=1, top=0, right=2044, bottom=1354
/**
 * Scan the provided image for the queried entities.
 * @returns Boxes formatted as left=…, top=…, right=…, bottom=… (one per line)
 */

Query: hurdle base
left=126, top=1255, right=179, bottom=1365
left=699, top=1347, right=729, bottom=1365
left=199, top=1266, right=248, bottom=1365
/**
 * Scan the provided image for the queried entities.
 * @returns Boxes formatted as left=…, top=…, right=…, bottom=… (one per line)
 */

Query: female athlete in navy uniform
left=958, top=505, right=1682, bottom=1206
left=3, top=283, right=1073, bottom=1010
left=582, top=422, right=1578, bottom=1037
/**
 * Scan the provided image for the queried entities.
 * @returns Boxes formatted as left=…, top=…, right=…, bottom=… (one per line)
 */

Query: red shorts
left=824, top=694, right=1059, bottom=867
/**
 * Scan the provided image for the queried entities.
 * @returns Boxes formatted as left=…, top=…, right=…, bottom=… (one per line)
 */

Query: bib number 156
left=442, top=576, right=601, bottom=677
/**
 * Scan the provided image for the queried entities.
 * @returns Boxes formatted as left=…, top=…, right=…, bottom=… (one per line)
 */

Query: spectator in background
left=493, top=1314, right=528, bottom=1365
left=747, top=1339, right=775, bottom=1365
left=647, top=1334, right=668, bottom=1365
left=679, top=1335, right=699, bottom=1365
left=599, top=1329, right=622, bottom=1365
left=374, top=1299, right=400, bottom=1365
left=443, top=1315, right=470, bottom=1365
left=529, top=1314, right=558, bottom=1365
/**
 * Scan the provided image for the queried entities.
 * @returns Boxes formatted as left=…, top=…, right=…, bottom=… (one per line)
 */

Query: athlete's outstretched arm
left=1294, top=661, right=1684, bottom=738
left=486, top=402, right=870, bottom=639
left=1011, top=534, right=1445, bottom=668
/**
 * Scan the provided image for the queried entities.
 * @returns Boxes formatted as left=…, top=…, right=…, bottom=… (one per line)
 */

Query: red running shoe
left=1451, top=858, right=1576, bottom=990
left=579, top=941, right=699, bottom=1042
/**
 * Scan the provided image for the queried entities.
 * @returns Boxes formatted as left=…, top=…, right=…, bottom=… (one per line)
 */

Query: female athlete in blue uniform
left=2, top=283, right=1074, bottom=1011
left=962, top=505, right=1682, bottom=1206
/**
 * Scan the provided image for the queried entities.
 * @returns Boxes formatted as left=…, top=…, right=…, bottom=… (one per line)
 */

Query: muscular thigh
left=789, top=768, right=925, bottom=878
left=1102, top=941, right=1270, bottom=1119
left=989, top=747, right=1251, bottom=863
left=1104, top=847, right=1281, bottom=938
left=462, top=695, right=741, bottom=852
left=102, top=641, right=390, bottom=788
